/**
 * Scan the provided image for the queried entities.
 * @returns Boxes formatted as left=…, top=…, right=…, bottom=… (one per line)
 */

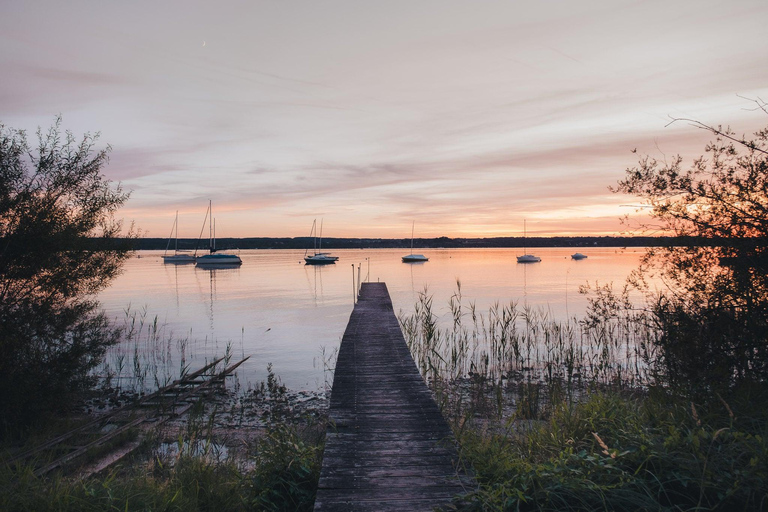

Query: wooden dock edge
left=314, top=282, right=474, bottom=511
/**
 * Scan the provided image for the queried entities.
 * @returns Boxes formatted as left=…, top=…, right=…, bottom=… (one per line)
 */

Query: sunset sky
left=2, top=0, right=767, bottom=239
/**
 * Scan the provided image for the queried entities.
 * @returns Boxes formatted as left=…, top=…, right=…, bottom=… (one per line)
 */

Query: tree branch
left=665, top=117, right=768, bottom=156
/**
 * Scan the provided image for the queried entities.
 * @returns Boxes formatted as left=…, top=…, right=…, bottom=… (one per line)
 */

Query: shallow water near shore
left=97, top=247, right=647, bottom=391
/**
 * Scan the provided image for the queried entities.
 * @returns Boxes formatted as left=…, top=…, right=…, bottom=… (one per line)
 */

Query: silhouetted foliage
left=615, top=108, right=768, bottom=390
left=0, top=118, right=133, bottom=430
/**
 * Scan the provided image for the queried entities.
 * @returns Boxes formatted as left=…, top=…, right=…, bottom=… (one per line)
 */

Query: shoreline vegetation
left=4, top=113, right=768, bottom=510
left=3, top=290, right=766, bottom=511
left=1, top=309, right=329, bottom=511
left=399, top=288, right=768, bottom=511
left=127, top=235, right=767, bottom=251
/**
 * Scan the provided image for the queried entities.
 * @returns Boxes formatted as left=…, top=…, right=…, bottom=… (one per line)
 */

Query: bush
left=0, top=118, right=133, bottom=431
left=615, top=111, right=768, bottom=390
left=452, top=389, right=768, bottom=511
left=247, top=424, right=324, bottom=512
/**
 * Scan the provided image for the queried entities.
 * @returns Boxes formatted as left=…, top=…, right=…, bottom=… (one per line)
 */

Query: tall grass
left=97, top=306, right=195, bottom=396
left=1, top=366, right=325, bottom=512
left=450, top=389, right=768, bottom=511
left=400, top=284, right=768, bottom=511
left=97, top=305, right=246, bottom=399
left=400, top=282, right=659, bottom=422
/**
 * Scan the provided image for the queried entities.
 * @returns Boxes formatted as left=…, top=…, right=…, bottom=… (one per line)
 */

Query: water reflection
left=406, top=259, right=427, bottom=306
left=164, top=259, right=195, bottom=265
left=194, top=265, right=241, bottom=332
left=522, top=258, right=528, bottom=301
left=304, top=263, right=328, bottom=303
left=98, top=248, right=648, bottom=390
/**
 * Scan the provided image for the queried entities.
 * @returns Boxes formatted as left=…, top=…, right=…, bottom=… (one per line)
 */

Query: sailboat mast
left=194, top=202, right=210, bottom=258
left=523, top=219, right=527, bottom=254
left=305, top=219, right=316, bottom=258
left=208, top=200, right=213, bottom=253
left=411, top=221, right=415, bottom=252
left=164, top=213, right=175, bottom=256
left=319, top=218, right=323, bottom=253
left=175, top=211, right=179, bottom=253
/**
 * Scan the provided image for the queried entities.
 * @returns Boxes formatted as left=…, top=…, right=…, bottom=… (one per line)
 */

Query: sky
left=1, top=0, right=767, bottom=239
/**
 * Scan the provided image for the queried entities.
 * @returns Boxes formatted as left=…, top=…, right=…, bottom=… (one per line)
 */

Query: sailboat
left=195, top=200, right=242, bottom=267
left=402, top=221, right=428, bottom=263
left=516, top=219, right=541, bottom=263
left=304, top=219, right=338, bottom=265
left=162, top=211, right=196, bottom=263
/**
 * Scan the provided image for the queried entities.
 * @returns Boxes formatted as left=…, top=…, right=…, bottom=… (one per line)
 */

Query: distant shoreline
left=127, top=235, right=715, bottom=251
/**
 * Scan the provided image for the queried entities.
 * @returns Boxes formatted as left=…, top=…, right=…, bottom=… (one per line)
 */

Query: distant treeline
left=123, top=235, right=731, bottom=251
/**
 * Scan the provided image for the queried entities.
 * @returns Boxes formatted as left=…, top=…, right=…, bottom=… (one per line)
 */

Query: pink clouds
left=1, top=0, right=767, bottom=239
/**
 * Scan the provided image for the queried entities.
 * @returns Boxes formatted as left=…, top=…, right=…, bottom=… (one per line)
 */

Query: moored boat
left=162, top=211, right=196, bottom=263
left=402, top=254, right=429, bottom=263
left=402, top=221, right=429, bottom=263
left=195, top=200, right=242, bottom=267
left=304, top=252, right=339, bottom=265
left=516, top=220, right=541, bottom=263
left=304, top=219, right=337, bottom=265
left=516, top=254, right=542, bottom=263
left=196, top=253, right=242, bottom=266
left=163, top=253, right=196, bottom=263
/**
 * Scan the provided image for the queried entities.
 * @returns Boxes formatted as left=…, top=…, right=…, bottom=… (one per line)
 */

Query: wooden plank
left=17, top=356, right=249, bottom=478
left=314, top=282, right=473, bottom=511
left=4, top=357, right=227, bottom=465
left=314, top=498, right=461, bottom=512
left=319, top=457, right=459, bottom=470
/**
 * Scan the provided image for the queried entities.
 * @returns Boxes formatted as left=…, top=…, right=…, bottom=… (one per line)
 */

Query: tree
left=0, top=118, right=133, bottom=429
left=615, top=105, right=768, bottom=390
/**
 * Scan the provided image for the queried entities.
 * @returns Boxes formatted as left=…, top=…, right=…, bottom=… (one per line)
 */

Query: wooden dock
left=314, top=282, right=472, bottom=511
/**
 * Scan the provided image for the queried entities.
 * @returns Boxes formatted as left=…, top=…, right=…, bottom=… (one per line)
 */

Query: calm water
left=98, top=247, right=646, bottom=391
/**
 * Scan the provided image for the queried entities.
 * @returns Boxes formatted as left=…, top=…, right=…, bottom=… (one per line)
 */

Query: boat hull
left=516, top=254, right=541, bottom=263
left=305, top=254, right=338, bottom=265
left=571, top=253, right=588, bottom=260
left=162, top=254, right=196, bottom=264
left=402, top=254, right=429, bottom=262
left=196, top=254, right=242, bottom=266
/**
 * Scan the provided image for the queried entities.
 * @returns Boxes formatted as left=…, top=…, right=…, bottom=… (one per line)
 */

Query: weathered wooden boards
left=4, top=356, right=249, bottom=478
left=314, top=282, right=472, bottom=511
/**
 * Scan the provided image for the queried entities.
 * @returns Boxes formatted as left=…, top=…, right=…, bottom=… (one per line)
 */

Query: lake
left=97, top=247, right=647, bottom=392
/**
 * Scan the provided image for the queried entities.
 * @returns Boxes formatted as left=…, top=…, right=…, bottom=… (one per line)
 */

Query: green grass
left=1, top=420, right=323, bottom=512
left=1, top=363, right=325, bottom=512
left=3, top=456, right=246, bottom=511
left=399, top=283, right=657, bottom=425
left=5, top=286, right=767, bottom=511
left=246, top=423, right=324, bottom=512
left=399, top=287, right=768, bottom=511
left=450, top=388, right=768, bottom=511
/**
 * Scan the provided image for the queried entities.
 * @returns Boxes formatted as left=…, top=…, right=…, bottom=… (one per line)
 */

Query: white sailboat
left=516, top=219, right=541, bottom=263
left=162, top=211, right=196, bottom=263
left=304, top=219, right=338, bottom=265
left=402, top=221, right=428, bottom=263
left=571, top=252, right=588, bottom=260
left=195, top=200, right=242, bottom=267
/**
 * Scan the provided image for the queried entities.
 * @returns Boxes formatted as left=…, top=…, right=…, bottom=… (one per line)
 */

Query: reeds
left=96, top=306, right=194, bottom=396
left=449, top=388, right=768, bottom=511
left=401, top=284, right=768, bottom=511
left=400, top=282, right=660, bottom=423
left=1, top=365, right=327, bottom=512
